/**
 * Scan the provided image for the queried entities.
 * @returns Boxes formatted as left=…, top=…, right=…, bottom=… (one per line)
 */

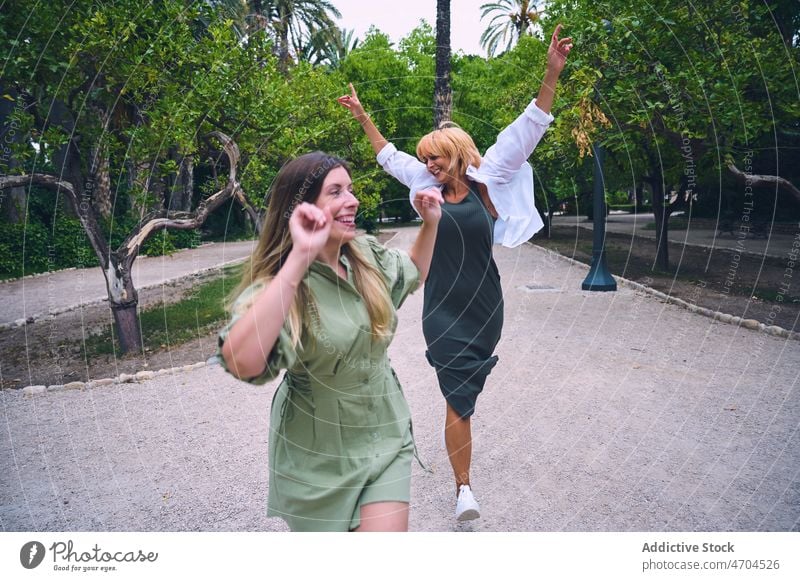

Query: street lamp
left=582, top=19, right=617, bottom=292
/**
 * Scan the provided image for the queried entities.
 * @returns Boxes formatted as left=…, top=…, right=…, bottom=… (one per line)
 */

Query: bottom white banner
left=2, top=532, right=797, bottom=580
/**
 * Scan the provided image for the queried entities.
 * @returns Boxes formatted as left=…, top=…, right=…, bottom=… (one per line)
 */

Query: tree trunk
left=277, top=8, right=291, bottom=74
left=112, top=303, right=143, bottom=354
left=635, top=182, right=645, bottom=209
left=0, top=86, right=27, bottom=223
left=128, top=161, right=153, bottom=214
left=167, top=151, right=194, bottom=212
left=179, top=154, right=194, bottom=212
left=433, top=0, right=452, bottom=129
left=91, top=144, right=112, bottom=219
left=105, top=256, right=142, bottom=353
left=726, top=157, right=800, bottom=205
left=648, top=171, right=670, bottom=271
left=234, top=186, right=263, bottom=235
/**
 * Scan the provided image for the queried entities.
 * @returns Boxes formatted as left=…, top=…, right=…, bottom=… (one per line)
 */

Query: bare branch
left=233, top=186, right=263, bottom=235
left=0, top=172, right=110, bottom=262
left=726, top=156, right=800, bottom=205
left=207, top=130, right=240, bottom=183
left=121, top=131, right=243, bottom=265
left=0, top=173, right=76, bottom=196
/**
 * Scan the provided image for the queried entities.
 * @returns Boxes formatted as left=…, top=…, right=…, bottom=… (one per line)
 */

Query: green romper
left=217, top=236, right=420, bottom=531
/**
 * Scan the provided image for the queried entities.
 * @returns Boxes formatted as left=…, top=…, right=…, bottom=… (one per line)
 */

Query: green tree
left=539, top=0, right=800, bottom=269
left=338, top=26, right=435, bottom=221
left=0, top=0, right=351, bottom=353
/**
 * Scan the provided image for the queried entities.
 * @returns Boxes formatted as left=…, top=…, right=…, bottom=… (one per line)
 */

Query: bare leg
left=445, top=403, right=472, bottom=496
left=352, top=502, right=409, bottom=532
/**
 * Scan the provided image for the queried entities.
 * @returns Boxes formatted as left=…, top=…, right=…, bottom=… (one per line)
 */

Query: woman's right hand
left=288, top=201, right=335, bottom=264
left=337, top=82, right=367, bottom=119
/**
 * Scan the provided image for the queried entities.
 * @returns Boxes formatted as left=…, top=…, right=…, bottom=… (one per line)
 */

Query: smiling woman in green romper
left=218, top=152, right=442, bottom=531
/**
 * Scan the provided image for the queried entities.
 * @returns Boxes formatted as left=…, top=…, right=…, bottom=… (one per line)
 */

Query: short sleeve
left=359, top=236, right=420, bottom=309
left=216, top=281, right=299, bottom=384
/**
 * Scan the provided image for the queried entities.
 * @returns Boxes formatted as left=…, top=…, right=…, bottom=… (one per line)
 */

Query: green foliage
left=541, top=0, right=800, bottom=210
left=606, top=190, right=629, bottom=206
left=0, top=216, right=94, bottom=279
left=140, top=228, right=201, bottom=257
left=3, top=0, right=797, bottom=280
left=0, top=222, right=48, bottom=279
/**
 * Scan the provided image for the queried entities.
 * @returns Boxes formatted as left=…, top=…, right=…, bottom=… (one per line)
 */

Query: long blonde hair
left=229, top=152, right=393, bottom=346
left=416, top=123, right=481, bottom=178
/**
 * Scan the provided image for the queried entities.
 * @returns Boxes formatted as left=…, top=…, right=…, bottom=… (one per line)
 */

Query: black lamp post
left=581, top=20, right=617, bottom=292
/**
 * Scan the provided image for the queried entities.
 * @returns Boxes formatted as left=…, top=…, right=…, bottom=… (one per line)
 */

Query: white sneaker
left=455, top=484, right=481, bottom=521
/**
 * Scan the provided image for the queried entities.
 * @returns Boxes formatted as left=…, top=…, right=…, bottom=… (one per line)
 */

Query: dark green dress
left=423, top=183, right=503, bottom=418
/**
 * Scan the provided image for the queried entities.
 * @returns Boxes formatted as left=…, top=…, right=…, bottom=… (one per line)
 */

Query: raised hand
left=337, top=82, right=366, bottom=120
left=412, top=188, right=443, bottom=225
left=288, top=201, right=337, bottom=265
left=547, top=24, right=573, bottom=75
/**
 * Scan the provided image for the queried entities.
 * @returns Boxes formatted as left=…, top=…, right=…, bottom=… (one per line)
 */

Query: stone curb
left=528, top=242, right=800, bottom=342
left=0, top=257, right=247, bottom=331
left=20, top=361, right=209, bottom=396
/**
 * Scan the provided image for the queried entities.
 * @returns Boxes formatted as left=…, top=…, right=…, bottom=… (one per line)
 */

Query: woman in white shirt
left=338, top=24, right=572, bottom=522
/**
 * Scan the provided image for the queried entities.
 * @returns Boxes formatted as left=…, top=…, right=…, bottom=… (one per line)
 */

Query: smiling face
left=416, top=126, right=481, bottom=187
left=314, top=166, right=359, bottom=245
left=422, top=153, right=453, bottom=185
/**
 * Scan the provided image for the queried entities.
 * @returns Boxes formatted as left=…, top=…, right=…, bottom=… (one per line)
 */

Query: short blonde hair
left=416, top=123, right=481, bottom=178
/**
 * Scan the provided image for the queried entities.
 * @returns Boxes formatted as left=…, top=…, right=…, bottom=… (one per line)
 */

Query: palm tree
left=434, top=0, right=452, bottom=128
left=300, top=27, right=359, bottom=69
left=249, top=0, right=342, bottom=72
left=480, top=0, right=542, bottom=57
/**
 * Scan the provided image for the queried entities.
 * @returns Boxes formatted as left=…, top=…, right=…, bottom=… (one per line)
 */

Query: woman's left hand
left=547, top=24, right=573, bottom=75
left=412, top=188, right=443, bottom=225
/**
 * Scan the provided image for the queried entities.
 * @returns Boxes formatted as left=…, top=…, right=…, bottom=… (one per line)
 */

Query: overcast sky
left=328, top=0, right=489, bottom=57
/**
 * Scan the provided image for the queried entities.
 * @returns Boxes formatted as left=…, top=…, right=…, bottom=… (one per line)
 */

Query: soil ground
left=533, top=225, right=800, bottom=332
left=0, top=273, right=223, bottom=389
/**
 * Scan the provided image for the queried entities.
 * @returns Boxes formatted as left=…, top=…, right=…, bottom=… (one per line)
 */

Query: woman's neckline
left=443, top=183, right=472, bottom=205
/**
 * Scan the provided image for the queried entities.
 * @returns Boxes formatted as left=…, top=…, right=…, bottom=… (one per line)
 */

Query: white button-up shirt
left=376, top=98, right=554, bottom=248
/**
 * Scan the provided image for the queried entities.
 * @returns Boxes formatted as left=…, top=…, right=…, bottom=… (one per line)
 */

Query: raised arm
left=337, top=83, right=388, bottom=155
left=480, top=24, right=572, bottom=178
left=338, top=82, right=432, bottom=191
left=535, top=24, right=572, bottom=114
left=220, top=202, right=338, bottom=380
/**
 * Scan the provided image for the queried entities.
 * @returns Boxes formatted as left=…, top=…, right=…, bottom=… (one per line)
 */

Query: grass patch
left=81, top=264, right=242, bottom=358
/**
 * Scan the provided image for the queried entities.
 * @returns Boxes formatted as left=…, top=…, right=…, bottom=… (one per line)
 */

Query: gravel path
left=0, top=241, right=255, bottom=326
left=2, top=228, right=798, bottom=532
